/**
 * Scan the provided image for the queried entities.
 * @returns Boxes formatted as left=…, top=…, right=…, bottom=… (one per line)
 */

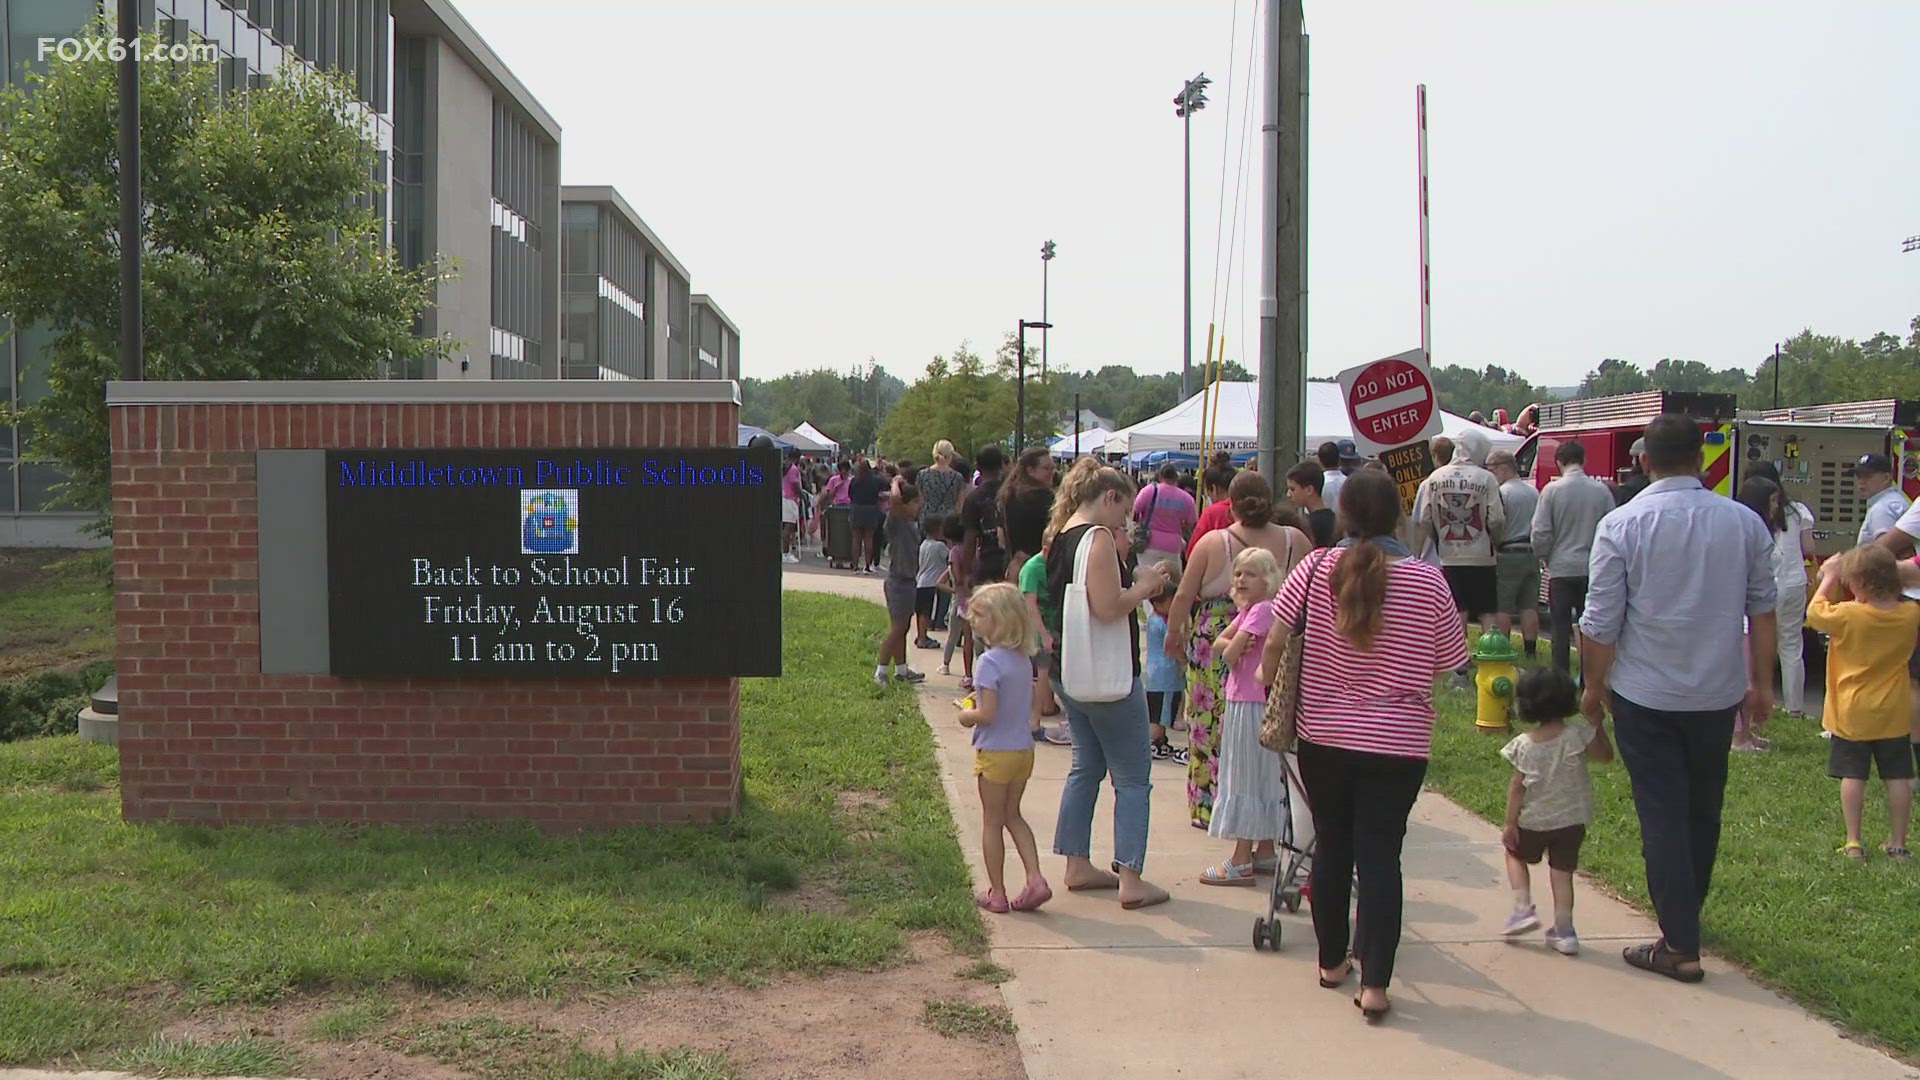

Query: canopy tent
left=1127, top=448, right=1257, bottom=469
left=1106, top=381, right=1522, bottom=458
left=1049, top=427, right=1113, bottom=456
left=780, top=422, right=838, bottom=455
left=737, top=424, right=792, bottom=449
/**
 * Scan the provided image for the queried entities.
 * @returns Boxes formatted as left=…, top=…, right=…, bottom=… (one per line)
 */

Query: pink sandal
left=1010, top=880, right=1053, bottom=912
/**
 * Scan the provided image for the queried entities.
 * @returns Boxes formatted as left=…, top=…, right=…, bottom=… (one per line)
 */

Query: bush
left=41, top=695, right=89, bottom=738
left=0, top=664, right=114, bottom=743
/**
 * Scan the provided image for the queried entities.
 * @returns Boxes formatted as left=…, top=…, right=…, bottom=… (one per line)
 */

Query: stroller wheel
left=1252, top=918, right=1277, bottom=951
left=1284, top=892, right=1303, bottom=914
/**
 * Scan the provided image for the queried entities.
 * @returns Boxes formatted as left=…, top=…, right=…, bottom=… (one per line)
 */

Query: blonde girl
left=1200, top=546, right=1292, bottom=885
left=959, top=582, right=1051, bottom=912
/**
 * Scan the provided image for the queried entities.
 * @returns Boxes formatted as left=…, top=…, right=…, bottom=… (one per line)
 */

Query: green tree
left=1576, top=359, right=1653, bottom=399
left=1431, top=364, right=1552, bottom=419
left=1645, top=358, right=1752, bottom=399
left=878, top=343, right=1022, bottom=461
left=0, top=28, right=448, bottom=521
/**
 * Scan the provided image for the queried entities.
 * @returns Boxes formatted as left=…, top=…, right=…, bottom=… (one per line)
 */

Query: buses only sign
left=1336, top=349, right=1442, bottom=457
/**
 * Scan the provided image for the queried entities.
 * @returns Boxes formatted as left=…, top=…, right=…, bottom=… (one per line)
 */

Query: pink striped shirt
left=1271, top=548, right=1468, bottom=759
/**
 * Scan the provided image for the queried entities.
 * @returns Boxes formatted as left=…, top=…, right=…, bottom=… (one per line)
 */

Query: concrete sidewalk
left=787, top=563, right=1917, bottom=1080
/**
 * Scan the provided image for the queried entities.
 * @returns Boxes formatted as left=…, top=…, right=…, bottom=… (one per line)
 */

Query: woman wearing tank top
left=1163, top=471, right=1310, bottom=831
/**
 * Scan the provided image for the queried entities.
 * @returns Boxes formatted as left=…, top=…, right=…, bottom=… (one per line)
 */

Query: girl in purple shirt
left=958, top=583, right=1051, bottom=913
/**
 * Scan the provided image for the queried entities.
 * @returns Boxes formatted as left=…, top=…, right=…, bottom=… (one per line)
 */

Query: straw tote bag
left=1261, top=548, right=1331, bottom=753
left=1061, top=526, right=1133, bottom=703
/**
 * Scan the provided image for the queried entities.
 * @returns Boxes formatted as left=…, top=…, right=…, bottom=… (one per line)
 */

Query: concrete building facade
left=0, top=0, right=571, bottom=542
left=560, top=186, right=695, bottom=383
left=691, top=294, right=740, bottom=382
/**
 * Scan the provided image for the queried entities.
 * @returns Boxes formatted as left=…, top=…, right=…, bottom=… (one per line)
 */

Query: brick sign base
left=108, top=381, right=745, bottom=828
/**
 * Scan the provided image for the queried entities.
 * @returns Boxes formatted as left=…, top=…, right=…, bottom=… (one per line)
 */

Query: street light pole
left=118, top=0, right=143, bottom=381
left=1174, top=75, right=1209, bottom=399
left=1016, top=319, right=1052, bottom=452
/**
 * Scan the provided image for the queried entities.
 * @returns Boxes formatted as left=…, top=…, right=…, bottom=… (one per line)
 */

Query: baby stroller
left=1251, top=751, right=1315, bottom=951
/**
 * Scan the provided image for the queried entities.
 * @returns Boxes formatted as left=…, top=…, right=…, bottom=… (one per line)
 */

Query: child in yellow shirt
left=1807, top=546, right=1920, bottom=862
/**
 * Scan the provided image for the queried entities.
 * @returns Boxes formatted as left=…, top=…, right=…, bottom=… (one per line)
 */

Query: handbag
left=1261, top=548, right=1331, bottom=754
left=1130, top=484, right=1160, bottom=555
left=1061, top=526, right=1134, bottom=703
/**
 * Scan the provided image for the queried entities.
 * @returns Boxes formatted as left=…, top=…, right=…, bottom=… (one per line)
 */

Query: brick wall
left=109, top=395, right=743, bottom=828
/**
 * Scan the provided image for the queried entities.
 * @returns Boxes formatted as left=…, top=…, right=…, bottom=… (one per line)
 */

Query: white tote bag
left=1061, top=526, right=1134, bottom=703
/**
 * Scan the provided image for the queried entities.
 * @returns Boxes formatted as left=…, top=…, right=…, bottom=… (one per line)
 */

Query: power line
left=1206, top=0, right=1243, bottom=332
left=1220, top=0, right=1262, bottom=367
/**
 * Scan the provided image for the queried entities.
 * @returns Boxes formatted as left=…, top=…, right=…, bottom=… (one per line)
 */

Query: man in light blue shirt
left=1855, top=453, right=1911, bottom=547
left=1579, top=414, right=1776, bottom=985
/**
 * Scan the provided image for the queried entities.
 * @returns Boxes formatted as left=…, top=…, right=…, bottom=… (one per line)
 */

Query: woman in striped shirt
left=1262, top=469, right=1468, bottom=1022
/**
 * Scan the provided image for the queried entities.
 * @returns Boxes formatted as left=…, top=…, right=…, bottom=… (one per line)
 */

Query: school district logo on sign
left=521, top=489, right=580, bottom=554
left=1336, top=348, right=1441, bottom=457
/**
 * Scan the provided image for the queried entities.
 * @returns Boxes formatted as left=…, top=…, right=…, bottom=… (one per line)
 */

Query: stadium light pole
left=1016, top=319, right=1052, bottom=452
left=1040, top=240, right=1056, bottom=381
left=1174, top=73, right=1209, bottom=398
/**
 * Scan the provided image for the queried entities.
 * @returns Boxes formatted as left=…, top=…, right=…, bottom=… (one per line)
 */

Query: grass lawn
left=0, top=549, right=113, bottom=679
left=1428, top=673, right=1920, bottom=1059
left=0, top=590, right=979, bottom=1068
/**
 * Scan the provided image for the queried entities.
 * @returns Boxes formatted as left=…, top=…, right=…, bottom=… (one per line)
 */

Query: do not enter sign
left=1336, top=349, right=1442, bottom=457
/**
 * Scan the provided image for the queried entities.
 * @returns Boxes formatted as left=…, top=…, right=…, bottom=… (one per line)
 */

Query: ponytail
left=1043, top=456, right=1133, bottom=548
left=1330, top=539, right=1388, bottom=650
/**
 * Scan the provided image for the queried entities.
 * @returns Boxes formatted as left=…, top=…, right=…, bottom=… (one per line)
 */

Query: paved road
left=786, top=561, right=1917, bottom=1080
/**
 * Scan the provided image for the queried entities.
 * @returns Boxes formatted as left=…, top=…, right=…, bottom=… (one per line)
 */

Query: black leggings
left=1145, top=691, right=1184, bottom=730
left=1296, top=738, right=1426, bottom=988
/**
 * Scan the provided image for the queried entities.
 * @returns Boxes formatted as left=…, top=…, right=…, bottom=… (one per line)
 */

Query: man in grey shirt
left=1531, top=440, right=1617, bottom=676
left=1488, top=449, right=1540, bottom=658
left=1580, top=415, right=1776, bottom=985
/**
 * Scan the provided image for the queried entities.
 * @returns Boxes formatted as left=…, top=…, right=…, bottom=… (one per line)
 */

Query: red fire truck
left=1528, top=390, right=1743, bottom=496
left=1527, top=392, right=1918, bottom=562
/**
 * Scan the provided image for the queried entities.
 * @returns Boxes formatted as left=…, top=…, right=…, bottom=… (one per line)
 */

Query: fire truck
left=1528, top=390, right=1743, bottom=495
left=1527, top=392, right=1918, bottom=561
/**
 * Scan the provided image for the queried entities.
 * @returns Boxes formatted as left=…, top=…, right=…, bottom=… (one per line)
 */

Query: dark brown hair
left=1286, top=460, right=1324, bottom=495
left=1000, top=446, right=1056, bottom=517
left=1228, top=470, right=1274, bottom=527
left=889, top=482, right=921, bottom=519
left=1329, top=470, right=1404, bottom=649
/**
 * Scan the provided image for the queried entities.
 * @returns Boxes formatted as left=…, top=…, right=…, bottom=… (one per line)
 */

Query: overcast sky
left=457, top=0, right=1920, bottom=388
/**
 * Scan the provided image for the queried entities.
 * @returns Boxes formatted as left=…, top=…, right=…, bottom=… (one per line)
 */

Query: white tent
left=1049, top=427, right=1112, bottom=456
left=781, top=421, right=840, bottom=455
left=1107, top=381, right=1522, bottom=458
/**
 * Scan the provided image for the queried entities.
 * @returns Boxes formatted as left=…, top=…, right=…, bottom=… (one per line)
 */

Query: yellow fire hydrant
left=1473, top=630, right=1522, bottom=734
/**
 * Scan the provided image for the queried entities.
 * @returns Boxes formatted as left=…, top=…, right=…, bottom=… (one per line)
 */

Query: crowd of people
left=775, top=416, right=1920, bottom=1019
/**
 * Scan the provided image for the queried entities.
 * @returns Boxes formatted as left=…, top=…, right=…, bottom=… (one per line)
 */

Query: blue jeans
left=1610, top=691, right=1738, bottom=957
left=1051, top=677, right=1153, bottom=873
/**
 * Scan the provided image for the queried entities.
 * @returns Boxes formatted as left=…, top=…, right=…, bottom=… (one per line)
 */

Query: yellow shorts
left=974, top=749, right=1036, bottom=785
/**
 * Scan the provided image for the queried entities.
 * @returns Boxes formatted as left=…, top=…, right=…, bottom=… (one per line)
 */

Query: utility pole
left=1175, top=75, right=1209, bottom=398
left=1074, top=392, right=1082, bottom=457
left=1257, top=1, right=1306, bottom=479
left=1772, top=343, right=1781, bottom=409
left=118, top=0, right=143, bottom=381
